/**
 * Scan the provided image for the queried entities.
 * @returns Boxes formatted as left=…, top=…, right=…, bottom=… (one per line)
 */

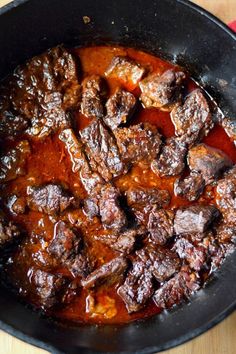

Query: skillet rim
left=0, top=0, right=235, bottom=353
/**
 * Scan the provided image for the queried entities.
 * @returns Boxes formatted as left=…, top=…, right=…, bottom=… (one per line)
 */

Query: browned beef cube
left=32, top=268, right=66, bottom=309
left=171, top=89, right=213, bottom=144
left=117, top=260, right=154, bottom=313
left=221, top=117, right=236, bottom=146
left=60, top=129, right=105, bottom=194
left=173, top=237, right=207, bottom=271
left=81, top=256, right=128, bottom=289
left=83, top=195, right=100, bottom=219
left=0, top=215, right=21, bottom=248
left=27, top=183, right=75, bottom=215
left=216, top=166, right=236, bottom=224
left=137, top=244, right=181, bottom=282
left=147, top=209, right=174, bottom=245
left=174, top=171, right=205, bottom=201
left=105, top=56, right=145, bottom=86
left=99, top=184, right=127, bottom=230
left=151, top=136, right=187, bottom=177
left=80, top=120, right=125, bottom=181
left=140, top=69, right=186, bottom=110
left=104, top=89, right=136, bottom=130
left=6, top=195, right=26, bottom=215
left=48, top=221, right=81, bottom=262
left=48, top=221, right=90, bottom=277
left=95, top=226, right=146, bottom=254
left=188, top=144, right=232, bottom=184
left=174, top=205, right=220, bottom=235
left=126, top=187, right=170, bottom=224
left=153, top=267, right=200, bottom=309
left=210, top=242, right=235, bottom=272
left=0, top=140, right=30, bottom=182
left=114, top=123, right=162, bottom=164
left=0, top=105, right=29, bottom=138
left=81, top=75, right=106, bottom=119
left=0, top=46, right=80, bottom=138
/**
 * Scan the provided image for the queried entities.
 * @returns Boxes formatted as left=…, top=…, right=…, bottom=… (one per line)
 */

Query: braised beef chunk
left=0, top=140, right=30, bottom=182
left=114, top=123, right=162, bottom=164
left=32, top=269, right=66, bottom=309
left=188, top=144, right=232, bottom=184
left=216, top=166, right=236, bottom=224
left=117, top=260, right=154, bottom=313
left=126, top=187, right=170, bottom=224
left=27, top=184, right=75, bottom=215
left=171, top=89, right=213, bottom=144
left=6, top=195, right=26, bottom=215
left=0, top=215, right=21, bottom=248
left=173, top=237, right=207, bottom=271
left=137, top=244, right=181, bottom=282
left=104, top=89, right=136, bottom=130
left=147, top=209, right=174, bottom=245
left=81, top=75, right=106, bottom=119
left=174, top=171, right=205, bottom=201
left=153, top=267, right=200, bottom=309
left=140, top=69, right=186, bottom=110
left=99, top=184, right=127, bottom=230
left=174, top=205, right=220, bottom=235
left=105, top=56, right=145, bottom=86
left=221, top=117, right=236, bottom=145
left=0, top=46, right=80, bottom=138
left=80, top=120, right=125, bottom=181
left=151, top=136, right=187, bottom=177
left=59, top=128, right=105, bottom=194
left=81, top=256, right=128, bottom=289
left=95, top=227, right=146, bottom=254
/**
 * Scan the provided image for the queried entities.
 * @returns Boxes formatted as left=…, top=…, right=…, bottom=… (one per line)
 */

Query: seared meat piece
left=0, top=140, right=30, bottom=182
left=173, top=237, right=207, bottom=271
left=174, top=171, right=205, bottom=201
left=0, top=46, right=80, bottom=138
left=140, top=69, right=186, bottom=110
left=114, top=123, right=162, bottom=164
left=171, top=89, right=213, bottom=144
left=6, top=195, right=26, bottom=215
left=151, top=136, right=187, bottom=177
left=147, top=209, right=174, bottom=245
left=104, top=89, right=136, bottom=130
left=84, top=183, right=127, bottom=230
left=137, top=244, right=181, bottom=282
left=0, top=215, right=21, bottom=248
left=117, top=260, right=154, bottom=313
left=105, top=56, right=145, bottom=86
left=48, top=221, right=90, bottom=277
left=95, top=227, right=146, bottom=254
left=81, top=256, right=128, bottom=289
left=126, top=187, right=170, bottom=224
left=31, top=268, right=66, bottom=309
left=174, top=205, right=220, bottom=235
left=221, top=117, right=236, bottom=146
left=27, top=184, right=75, bottom=215
left=81, top=75, right=105, bottom=119
left=188, top=144, right=232, bottom=184
left=153, top=266, right=200, bottom=309
left=59, top=128, right=105, bottom=194
left=0, top=105, right=29, bottom=138
left=99, top=184, right=127, bottom=230
left=80, top=120, right=125, bottom=181
left=216, top=166, right=236, bottom=224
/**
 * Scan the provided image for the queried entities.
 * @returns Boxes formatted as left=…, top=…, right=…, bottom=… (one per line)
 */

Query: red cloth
left=229, top=20, right=236, bottom=32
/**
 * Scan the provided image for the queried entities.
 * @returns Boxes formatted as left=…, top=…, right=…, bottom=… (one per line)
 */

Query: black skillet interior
left=0, top=0, right=235, bottom=353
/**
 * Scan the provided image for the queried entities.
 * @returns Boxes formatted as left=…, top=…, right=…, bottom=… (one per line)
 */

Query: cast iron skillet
left=0, top=0, right=235, bottom=353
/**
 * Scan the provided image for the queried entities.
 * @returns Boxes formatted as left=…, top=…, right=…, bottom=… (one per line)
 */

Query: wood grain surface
left=0, top=0, right=235, bottom=353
